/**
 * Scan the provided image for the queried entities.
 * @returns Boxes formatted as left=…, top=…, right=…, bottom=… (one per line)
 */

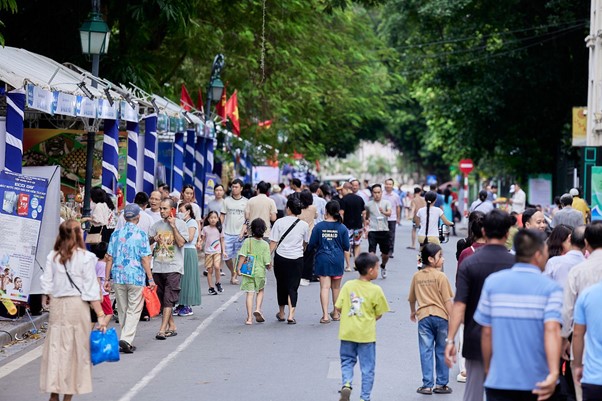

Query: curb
left=0, top=313, right=48, bottom=348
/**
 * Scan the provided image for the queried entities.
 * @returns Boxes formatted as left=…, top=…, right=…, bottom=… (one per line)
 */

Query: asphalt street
left=0, top=220, right=466, bottom=401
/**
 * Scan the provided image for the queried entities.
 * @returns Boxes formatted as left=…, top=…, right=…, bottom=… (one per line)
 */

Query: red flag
left=196, top=88, right=205, bottom=114
left=225, top=90, right=240, bottom=136
left=180, top=84, right=194, bottom=111
left=215, top=83, right=227, bottom=124
left=258, top=120, right=272, bottom=129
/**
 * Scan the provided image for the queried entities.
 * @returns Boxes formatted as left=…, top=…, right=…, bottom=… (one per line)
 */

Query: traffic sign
left=459, top=159, right=474, bottom=174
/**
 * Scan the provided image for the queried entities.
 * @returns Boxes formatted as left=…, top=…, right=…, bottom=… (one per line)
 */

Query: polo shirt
left=543, top=250, right=585, bottom=289
left=474, top=263, right=563, bottom=391
left=455, top=244, right=515, bottom=360
left=551, top=207, right=584, bottom=229
left=574, top=281, right=602, bottom=385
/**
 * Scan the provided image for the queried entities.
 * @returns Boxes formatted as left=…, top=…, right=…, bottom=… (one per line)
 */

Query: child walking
left=408, top=243, right=454, bottom=395
left=236, top=218, right=271, bottom=325
left=92, top=242, right=113, bottom=327
left=200, top=211, right=227, bottom=295
left=335, top=253, right=389, bottom=401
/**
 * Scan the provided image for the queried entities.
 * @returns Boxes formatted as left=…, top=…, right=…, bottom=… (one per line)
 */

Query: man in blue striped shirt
left=474, top=229, right=563, bottom=401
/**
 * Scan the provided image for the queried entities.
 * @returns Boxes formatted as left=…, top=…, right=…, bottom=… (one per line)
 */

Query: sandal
left=330, top=311, right=341, bottom=321
left=433, top=386, right=452, bottom=394
left=416, top=387, right=432, bottom=395
left=245, top=320, right=252, bottom=325
left=230, top=278, right=240, bottom=285
left=276, top=312, right=285, bottom=322
left=320, top=318, right=331, bottom=324
left=155, top=332, right=166, bottom=340
left=287, top=318, right=296, bottom=325
left=165, top=330, right=178, bottom=338
left=253, top=311, right=265, bottom=323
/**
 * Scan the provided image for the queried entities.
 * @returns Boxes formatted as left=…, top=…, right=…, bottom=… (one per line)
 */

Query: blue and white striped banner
left=126, top=121, right=139, bottom=203
left=172, top=132, right=184, bottom=193
left=143, top=114, right=158, bottom=195
left=5, top=90, right=25, bottom=173
left=194, top=136, right=207, bottom=203
left=204, top=137, right=215, bottom=182
left=184, top=129, right=195, bottom=185
left=101, top=119, right=120, bottom=195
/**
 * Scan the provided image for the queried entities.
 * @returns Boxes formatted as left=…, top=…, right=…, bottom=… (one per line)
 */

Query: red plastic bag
left=142, top=286, right=161, bottom=318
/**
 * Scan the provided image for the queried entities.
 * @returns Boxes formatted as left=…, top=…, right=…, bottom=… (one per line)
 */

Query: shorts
left=240, top=275, right=266, bottom=293
left=205, top=253, right=221, bottom=269
left=368, top=231, right=391, bottom=255
left=347, top=228, right=364, bottom=247
left=153, top=272, right=181, bottom=308
left=101, top=294, right=113, bottom=315
left=223, top=234, right=244, bottom=261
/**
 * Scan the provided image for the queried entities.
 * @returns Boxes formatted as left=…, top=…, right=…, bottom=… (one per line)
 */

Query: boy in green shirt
left=335, top=253, right=390, bottom=401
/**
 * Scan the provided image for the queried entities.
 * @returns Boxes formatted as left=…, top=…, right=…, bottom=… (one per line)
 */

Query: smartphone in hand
left=170, top=207, right=177, bottom=218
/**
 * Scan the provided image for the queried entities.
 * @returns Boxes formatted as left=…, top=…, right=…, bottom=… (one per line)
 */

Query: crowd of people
left=41, top=176, right=602, bottom=401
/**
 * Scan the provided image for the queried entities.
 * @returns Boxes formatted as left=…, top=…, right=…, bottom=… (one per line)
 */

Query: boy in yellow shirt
left=335, top=253, right=390, bottom=401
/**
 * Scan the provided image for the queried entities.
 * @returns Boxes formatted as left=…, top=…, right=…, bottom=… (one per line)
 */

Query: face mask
left=176, top=212, right=185, bottom=219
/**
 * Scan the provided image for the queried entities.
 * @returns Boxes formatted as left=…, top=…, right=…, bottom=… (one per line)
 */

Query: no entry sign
left=459, top=159, right=474, bottom=175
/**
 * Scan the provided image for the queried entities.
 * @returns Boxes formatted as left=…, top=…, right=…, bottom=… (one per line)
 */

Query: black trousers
left=273, top=254, right=303, bottom=307
left=583, top=383, right=602, bottom=401
left=486, top=386, right=563, bottom=401
left=387, top=221, right=396, bottom=254
left=301, top=248, right=315, bottom=280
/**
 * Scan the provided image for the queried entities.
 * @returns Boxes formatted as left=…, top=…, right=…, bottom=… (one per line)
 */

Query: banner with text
left=0, top=170, right=47, bottom=303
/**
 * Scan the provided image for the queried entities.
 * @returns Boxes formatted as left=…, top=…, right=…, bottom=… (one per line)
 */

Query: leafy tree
left=0, top=0, right=17, bottom=46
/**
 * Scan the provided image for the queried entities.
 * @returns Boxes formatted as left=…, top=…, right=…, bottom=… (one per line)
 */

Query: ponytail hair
left=423, top=191, right=437, bottom=245
left=325, top=201, right=342, bottom=223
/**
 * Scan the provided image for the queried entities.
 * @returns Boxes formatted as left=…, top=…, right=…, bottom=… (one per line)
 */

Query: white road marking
left=118, top=291, right=243, bottom=401
left=0, top=345, right=43, bottom=380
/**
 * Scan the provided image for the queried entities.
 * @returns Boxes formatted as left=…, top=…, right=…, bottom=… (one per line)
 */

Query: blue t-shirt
left=474, top=263, right=563, bottom=391
left=308, top=221, right=350, bottom=277
left=574, top=281, right=602, bottom=385
left=108, top=222, right=152, bottom=286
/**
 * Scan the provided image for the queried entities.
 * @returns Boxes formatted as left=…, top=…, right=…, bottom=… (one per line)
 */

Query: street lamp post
left=79, top=0, right=110, bottom=218
left=204, top=54, right=225, bottom=133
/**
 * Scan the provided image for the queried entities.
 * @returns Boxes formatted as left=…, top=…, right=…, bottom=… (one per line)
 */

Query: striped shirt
left=474, top=263, right=563, bottom=391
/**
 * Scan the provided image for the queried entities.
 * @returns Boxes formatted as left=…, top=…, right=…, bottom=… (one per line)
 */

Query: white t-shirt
left=416, top=206, right=443, bottom=237
left=222, top=196, right=248, bottom=235
left=146, top=209, right=162, bottom=223
left=511, top=189, right=526, bottom=214
left=269, top=216, right=309, bottom=259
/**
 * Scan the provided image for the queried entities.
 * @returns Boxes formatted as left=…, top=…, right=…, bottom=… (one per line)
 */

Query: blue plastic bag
left=90, top=327, right=120, bottom=365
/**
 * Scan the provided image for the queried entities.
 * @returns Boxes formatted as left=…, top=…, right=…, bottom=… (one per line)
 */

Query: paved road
left=0, top=221, right=466, bottom=401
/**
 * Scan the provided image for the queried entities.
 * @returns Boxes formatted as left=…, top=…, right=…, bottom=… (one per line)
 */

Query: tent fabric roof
left=0, top=46, right=105, bottom=98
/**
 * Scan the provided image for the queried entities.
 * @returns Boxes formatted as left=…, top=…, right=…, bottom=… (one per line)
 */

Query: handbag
left=90, top=327, right=120, bottom=365
left=142, top=286, right=161, bottom=318
left=85, top=226, right=104, bottom=245
left=239, top=240, right=256, bottom=277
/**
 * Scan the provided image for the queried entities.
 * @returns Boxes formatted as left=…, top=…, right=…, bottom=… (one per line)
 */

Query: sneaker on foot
left=178, top=306, right=193, bottom=317
left=299, top=279, right=310, bottom=286
left=220, top=271, right=226, bottom=276
left=339, top=386, right=352, bottom=401
left=381, top=266, right=387, bottom=279
left=203, top=270, right=208, bottom=277
left=456, top=372, right=466, bottom=383
left=172, top=305, right=182, bottom=315
left=208, top=287, right=217, bottom=295
left=216, top=282, right=223, bottom=293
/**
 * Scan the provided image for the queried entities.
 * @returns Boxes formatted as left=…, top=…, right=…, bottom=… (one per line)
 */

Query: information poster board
left=203, top=173, right=221, bottom=213
left=591, top=166, right=602, bottom=221
left=252, top=166, right=280, bottom=184
left=0, top=170, right=47, bottom=303
left=528, top=174, right=552, bottom=207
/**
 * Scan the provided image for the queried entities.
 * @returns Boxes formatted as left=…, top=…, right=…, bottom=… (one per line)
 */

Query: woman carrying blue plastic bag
left=40, top=220, right=108, bottom=401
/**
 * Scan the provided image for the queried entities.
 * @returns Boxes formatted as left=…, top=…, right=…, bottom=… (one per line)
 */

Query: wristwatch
left=445, top=338, right=455, bottom=345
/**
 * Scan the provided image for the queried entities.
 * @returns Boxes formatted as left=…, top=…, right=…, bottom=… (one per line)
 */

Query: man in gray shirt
left=552, top=193, right=585, bottom=230
left=364, top=184, right=391, bottom=279
left=149, top=199, right=189, bottom=340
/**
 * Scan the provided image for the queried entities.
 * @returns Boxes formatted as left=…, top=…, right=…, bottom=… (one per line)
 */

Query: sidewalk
left=0, top=312, right=48, bottom=348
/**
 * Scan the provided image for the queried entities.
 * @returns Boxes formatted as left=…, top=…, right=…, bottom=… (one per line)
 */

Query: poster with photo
left=0, top=170, right=47, bottom=303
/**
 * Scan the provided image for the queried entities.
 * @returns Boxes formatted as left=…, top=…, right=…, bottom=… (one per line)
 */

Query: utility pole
left=586, top=0, right=602, bottom=146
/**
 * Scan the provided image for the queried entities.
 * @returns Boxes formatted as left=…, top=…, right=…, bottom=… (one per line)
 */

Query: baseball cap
left=570, top=188, right=579, bottom=197
left=509, top=185, right=516, bottom=193
left=123, top=203, right=141, bottom=219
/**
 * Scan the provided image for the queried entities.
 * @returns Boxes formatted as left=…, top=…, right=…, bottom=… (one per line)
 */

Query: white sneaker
left=381, top=268, right=387, bottom=279
left=457, top=372, right=466, bottom=383
left=299, top=279, right=310, bottom=286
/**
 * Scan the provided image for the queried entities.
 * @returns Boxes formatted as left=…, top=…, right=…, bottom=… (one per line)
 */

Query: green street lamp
left=204, top=54, right=226, bottom=127
left=79, top=0, right=110, bottom=220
